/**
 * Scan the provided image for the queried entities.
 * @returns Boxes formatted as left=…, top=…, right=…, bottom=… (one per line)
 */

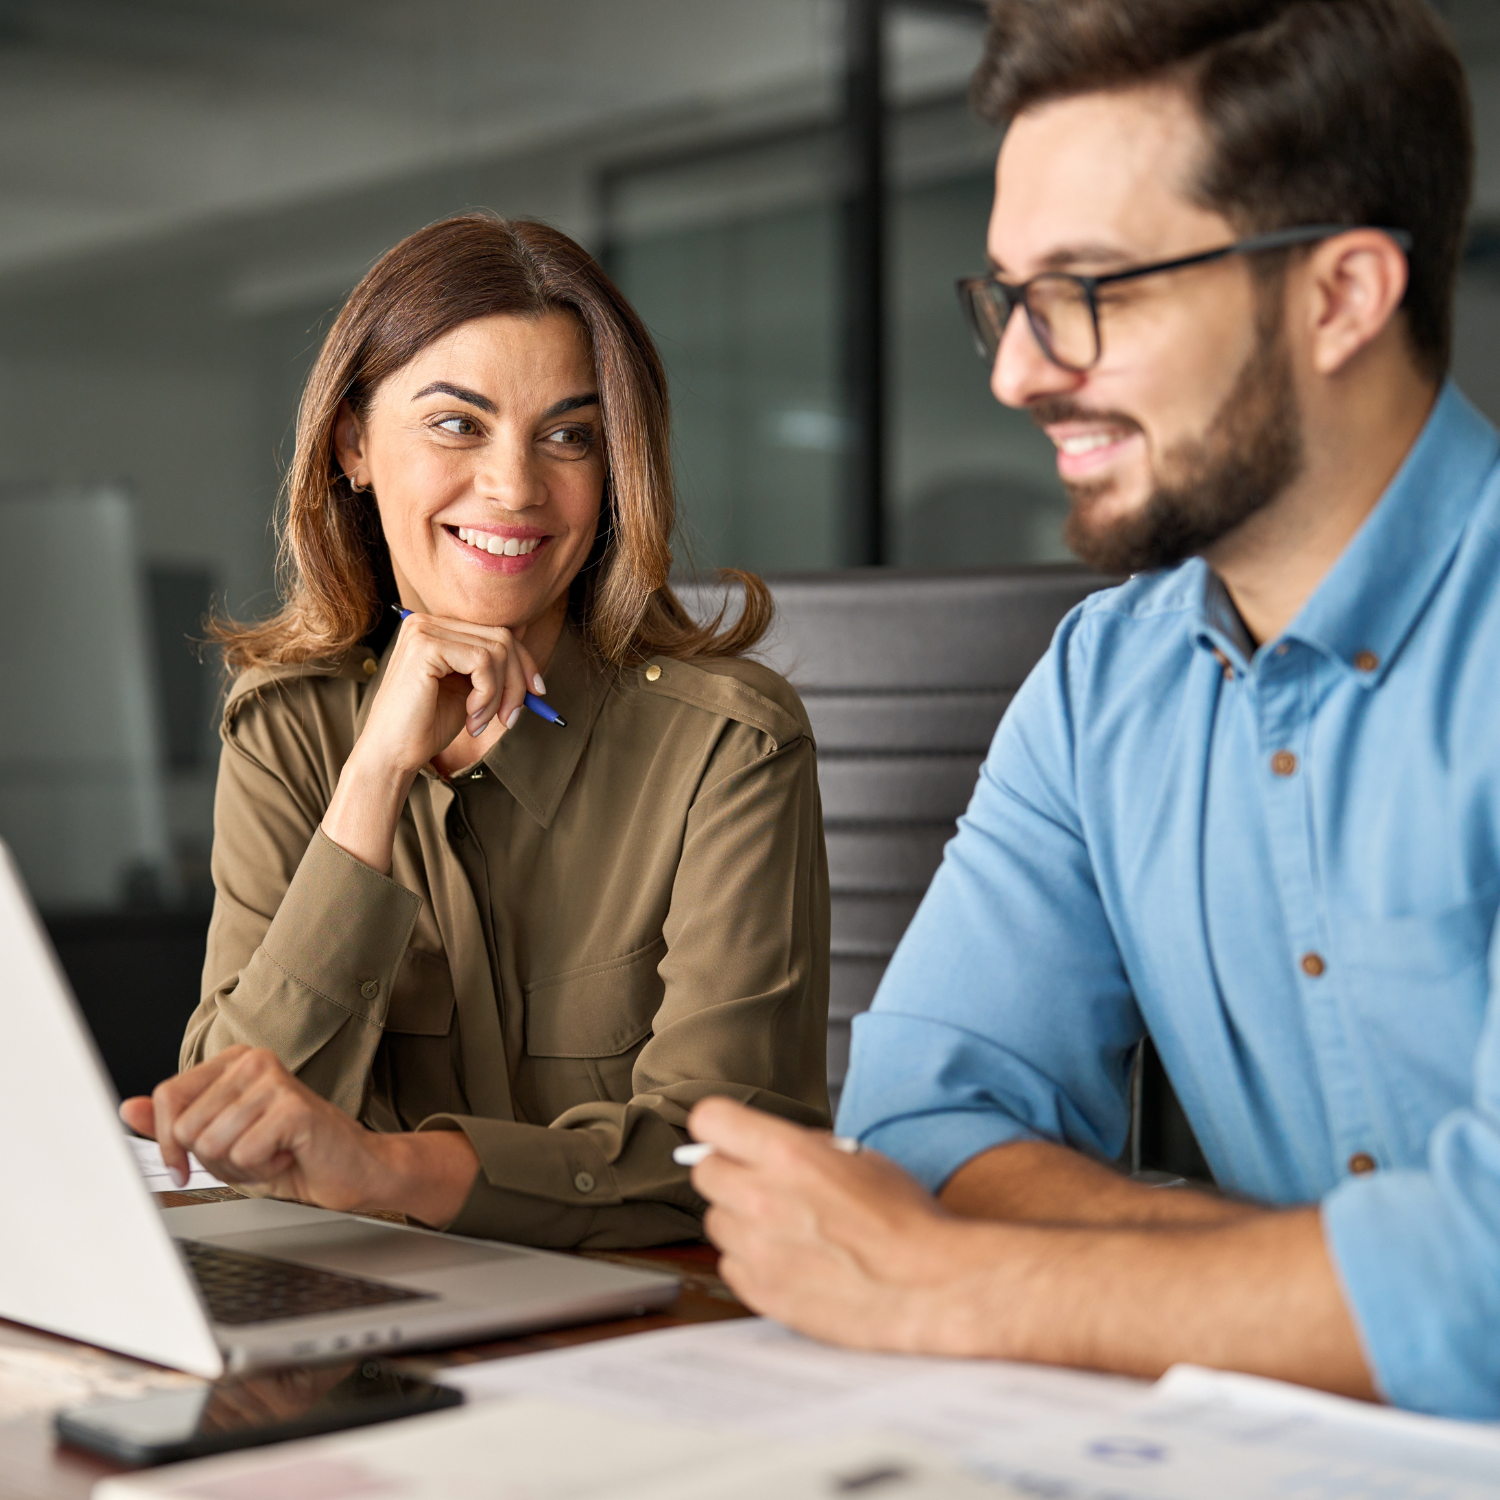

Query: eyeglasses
left=955, top=224, right=1414, bottom=373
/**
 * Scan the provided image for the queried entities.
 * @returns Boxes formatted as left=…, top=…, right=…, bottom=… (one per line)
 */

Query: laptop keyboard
left=181, top=1239, right=435, bottom=1326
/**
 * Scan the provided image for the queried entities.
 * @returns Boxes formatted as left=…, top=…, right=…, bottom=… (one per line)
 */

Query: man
left=686, top=0, right=1500, bottom=1418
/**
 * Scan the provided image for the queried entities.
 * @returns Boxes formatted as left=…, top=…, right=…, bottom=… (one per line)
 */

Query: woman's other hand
left=321, top=611, right=542, bottom=871
left=119, top=1046, right=480, bottom=1228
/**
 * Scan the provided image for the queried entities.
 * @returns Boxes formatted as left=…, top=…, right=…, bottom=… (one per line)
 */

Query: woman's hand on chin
left=321, top=610, right=545, bottom=872
left=118, top=1045, right=481, bottom=1229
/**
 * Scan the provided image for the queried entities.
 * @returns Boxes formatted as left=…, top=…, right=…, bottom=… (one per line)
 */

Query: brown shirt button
left=362, top=657, right=377, bottom=677
left=1348, top=1152, right=1377, bottom=1175
left=1271, top=750, right=1298, bottom=777
left=1353, top=651, right=1379, bottom=673
left=360, top=980, right=380, bottom=1000
left=573, top=1171, right=596, bottom=1194
left=1300, top=952, right=1326, bottom=978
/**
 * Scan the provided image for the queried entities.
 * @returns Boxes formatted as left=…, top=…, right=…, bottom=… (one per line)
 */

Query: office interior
left=1, top=0, right=1497, bottom=1106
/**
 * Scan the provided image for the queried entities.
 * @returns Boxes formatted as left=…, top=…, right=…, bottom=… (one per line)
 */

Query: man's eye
left=436, top=416, right=479, bottom=436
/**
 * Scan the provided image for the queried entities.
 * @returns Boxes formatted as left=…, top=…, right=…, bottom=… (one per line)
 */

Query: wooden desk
left=0, top=1188, right=749, bottom=1500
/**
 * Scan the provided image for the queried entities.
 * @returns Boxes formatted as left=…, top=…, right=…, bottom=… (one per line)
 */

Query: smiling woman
left=125, top=214, right=831, bottom=1249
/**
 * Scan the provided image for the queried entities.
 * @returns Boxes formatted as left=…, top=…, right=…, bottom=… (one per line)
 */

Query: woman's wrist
left=321, top=742, right=418, bottom=873
left=363, top=1130, right=482, bottom=1228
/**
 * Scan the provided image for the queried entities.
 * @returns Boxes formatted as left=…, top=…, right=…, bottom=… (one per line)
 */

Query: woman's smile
left=446, top=523, right=551, bottom=572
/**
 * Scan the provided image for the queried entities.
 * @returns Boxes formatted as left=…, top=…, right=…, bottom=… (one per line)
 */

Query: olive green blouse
left=182, top=624, right=831, bottom=1249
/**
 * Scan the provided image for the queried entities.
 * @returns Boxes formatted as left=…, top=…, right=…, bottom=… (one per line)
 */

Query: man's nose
left=990, top=305, right=1083, bottom=409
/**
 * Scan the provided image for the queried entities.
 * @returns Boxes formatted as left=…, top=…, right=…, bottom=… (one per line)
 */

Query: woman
left=120, top=213, right=829, bottom=1249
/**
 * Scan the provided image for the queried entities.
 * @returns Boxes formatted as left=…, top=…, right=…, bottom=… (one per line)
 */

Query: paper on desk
left=127, top=1135, right=226, bottom=1193
left=92, top=1394, right=1011, bottom=1500
left=442, top=1317, right=1500, bottom=1499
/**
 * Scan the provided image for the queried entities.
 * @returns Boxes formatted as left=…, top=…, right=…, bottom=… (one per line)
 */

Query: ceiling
left=0, top=0, right=984, bottom=280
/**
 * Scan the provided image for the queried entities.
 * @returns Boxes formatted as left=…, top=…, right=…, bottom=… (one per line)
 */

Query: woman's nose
left=474, top=443, right=547, bottom=510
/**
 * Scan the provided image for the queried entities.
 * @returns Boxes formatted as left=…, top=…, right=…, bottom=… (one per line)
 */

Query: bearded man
left=685, top=0, right=1500, bottom=1418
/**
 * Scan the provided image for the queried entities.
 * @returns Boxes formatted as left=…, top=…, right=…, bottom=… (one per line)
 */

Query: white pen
left=673, top=1137, right=861, bottom=1167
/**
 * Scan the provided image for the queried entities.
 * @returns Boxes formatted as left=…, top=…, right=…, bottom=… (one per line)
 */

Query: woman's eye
left=545, top=426, right=594, bottom=454
left=435, top=416, right=480, bottom=436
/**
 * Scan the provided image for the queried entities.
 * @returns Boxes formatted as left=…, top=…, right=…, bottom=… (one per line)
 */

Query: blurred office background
left=0, top=0, right=1496, bottom=1092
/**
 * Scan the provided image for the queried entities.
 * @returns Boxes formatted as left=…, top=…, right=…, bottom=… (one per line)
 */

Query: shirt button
left=1354, top=650, right=1379, bottom=673
left=1270, top=750, right=1298, bottom=777
left=362, top=657, right=377, bottom=677
left=644, top=664, right=662, bottom=682
left=448, top=818, right=467, bottom=843
left=360, top=980, right=380, bottom=1000
left=1274, top=643, right=1289, bottom=657
left=573, top=1171, right=596, bottom=1194
left=1348, top=1152, right=1377, bottom=1175
left=1300, top=952, right=1326, bottom=978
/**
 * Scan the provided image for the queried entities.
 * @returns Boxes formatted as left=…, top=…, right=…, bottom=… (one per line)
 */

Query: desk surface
left=0, top=1187, right=749, bottom=1500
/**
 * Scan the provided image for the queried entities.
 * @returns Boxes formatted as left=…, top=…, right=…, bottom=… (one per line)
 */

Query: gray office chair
left=676, top=565, right=1106, bottom=1100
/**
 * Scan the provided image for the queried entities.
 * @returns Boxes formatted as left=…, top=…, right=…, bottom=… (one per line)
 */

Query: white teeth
left=454, top=527, right=542, bottom=556
left=1056, top=432, right=1122, bottom=456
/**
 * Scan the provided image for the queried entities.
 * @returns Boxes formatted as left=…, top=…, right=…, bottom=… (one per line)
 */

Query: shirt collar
left=483, top=622, right=610, bottom=828
left=1194, top=382, right=1499, bottom=685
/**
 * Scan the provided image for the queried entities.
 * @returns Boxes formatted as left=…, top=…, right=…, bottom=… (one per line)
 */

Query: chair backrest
left=676, top=565, right=1110, bottom=1100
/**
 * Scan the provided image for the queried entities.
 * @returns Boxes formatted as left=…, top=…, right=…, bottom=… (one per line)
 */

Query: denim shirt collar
left=1193, top=383, right=1500, bottom=684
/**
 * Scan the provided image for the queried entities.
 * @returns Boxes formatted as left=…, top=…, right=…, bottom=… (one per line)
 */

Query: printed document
left=93, top=1394, right=1008, bottom=1500
left=443, top=1317, right=1500, bottom=1498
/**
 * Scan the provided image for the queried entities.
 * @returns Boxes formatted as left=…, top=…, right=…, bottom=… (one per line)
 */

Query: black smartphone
left=55, top=1358, right=463, bottom=1467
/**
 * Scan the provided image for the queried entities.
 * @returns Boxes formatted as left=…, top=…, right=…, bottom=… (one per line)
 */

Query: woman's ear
left=332, top=401, right=369, bottom=489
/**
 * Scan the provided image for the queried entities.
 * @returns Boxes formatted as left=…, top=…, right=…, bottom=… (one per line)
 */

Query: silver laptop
left=0, top=838, right=678, bottom=1376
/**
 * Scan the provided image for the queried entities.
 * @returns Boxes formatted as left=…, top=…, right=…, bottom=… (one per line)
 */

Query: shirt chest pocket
left=523, top=936, right=666, bottom=1058
left=1334, top=885, right=1500, bottom=982
left=385, top=947, right=458, bottom=1035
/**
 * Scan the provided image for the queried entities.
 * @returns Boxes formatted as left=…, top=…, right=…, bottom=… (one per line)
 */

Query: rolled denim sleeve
left=1321, top=914, right=1500, bottom=1418
left=837, top=611, right=1144, bottom=1190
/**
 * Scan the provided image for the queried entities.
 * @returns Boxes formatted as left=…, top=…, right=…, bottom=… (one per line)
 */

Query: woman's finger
left=149, top=1047, right=252, bottom=1186
left=496, top=631, right=530, bottom=730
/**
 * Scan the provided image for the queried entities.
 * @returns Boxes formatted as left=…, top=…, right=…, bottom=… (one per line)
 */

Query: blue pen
left=393, top=606, right=566, bottom=728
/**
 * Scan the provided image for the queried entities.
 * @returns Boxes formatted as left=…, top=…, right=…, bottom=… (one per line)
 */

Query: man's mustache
left=1027, top=399, right=1144, bottom=434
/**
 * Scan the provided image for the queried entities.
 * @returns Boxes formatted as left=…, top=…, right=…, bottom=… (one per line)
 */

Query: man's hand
left=686, top=1097, right=989, bottom=1352
left=686, top=1097, right=1377, bottom=1398
left=119, top=1047, right=479, bottom=1227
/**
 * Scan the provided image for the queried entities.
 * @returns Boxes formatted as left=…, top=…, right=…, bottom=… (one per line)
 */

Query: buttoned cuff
left=417, top=1114, right=702, bottom=1249
left=260, top=827, right=422, bottom=1027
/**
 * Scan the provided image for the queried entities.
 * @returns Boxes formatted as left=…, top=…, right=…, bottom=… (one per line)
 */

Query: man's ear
left=1302, top=229, right=1411, bottom=377
left=332, top=401, right=368, bottom=486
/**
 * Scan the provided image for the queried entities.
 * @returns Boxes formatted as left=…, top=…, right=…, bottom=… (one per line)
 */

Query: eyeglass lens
left=964, top=275, right=1100, bottom=372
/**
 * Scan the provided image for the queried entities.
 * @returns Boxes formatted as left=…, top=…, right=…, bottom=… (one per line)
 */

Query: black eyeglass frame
left=955, top=223, right=1415, bottom=373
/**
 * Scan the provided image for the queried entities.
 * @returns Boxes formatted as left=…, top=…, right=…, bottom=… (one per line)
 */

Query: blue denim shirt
left=838, top=384, right=1500, bottom=1419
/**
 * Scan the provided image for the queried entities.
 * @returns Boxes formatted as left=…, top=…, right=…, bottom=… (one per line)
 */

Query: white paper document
left=443, top=1317, right=1500, bottom=1498
left=93, top=1394, right=1009, bottom=1500
left=127, top=1135, right=226, bottom=1193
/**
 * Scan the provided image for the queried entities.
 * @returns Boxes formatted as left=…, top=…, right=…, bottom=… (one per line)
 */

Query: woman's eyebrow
left=543, top=393, right=600, bottom=418
left=411, top=381, right=498, bottom=414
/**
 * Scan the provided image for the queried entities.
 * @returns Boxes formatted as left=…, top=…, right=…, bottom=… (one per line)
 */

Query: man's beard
left=1043, top=303, right=1305, bottom=577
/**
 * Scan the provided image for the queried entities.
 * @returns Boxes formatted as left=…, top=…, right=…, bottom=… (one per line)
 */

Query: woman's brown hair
left=213, top=213, right=771, bottom=672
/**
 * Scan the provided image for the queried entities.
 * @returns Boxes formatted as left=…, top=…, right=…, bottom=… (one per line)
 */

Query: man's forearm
left=940, top=1139, right=1253, bottom=1227
left=917, top=1204, right=1374, bottom=1399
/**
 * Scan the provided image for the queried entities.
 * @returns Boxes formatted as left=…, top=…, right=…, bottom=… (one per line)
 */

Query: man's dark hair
left=972, top=0, right=1472, bottom=379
